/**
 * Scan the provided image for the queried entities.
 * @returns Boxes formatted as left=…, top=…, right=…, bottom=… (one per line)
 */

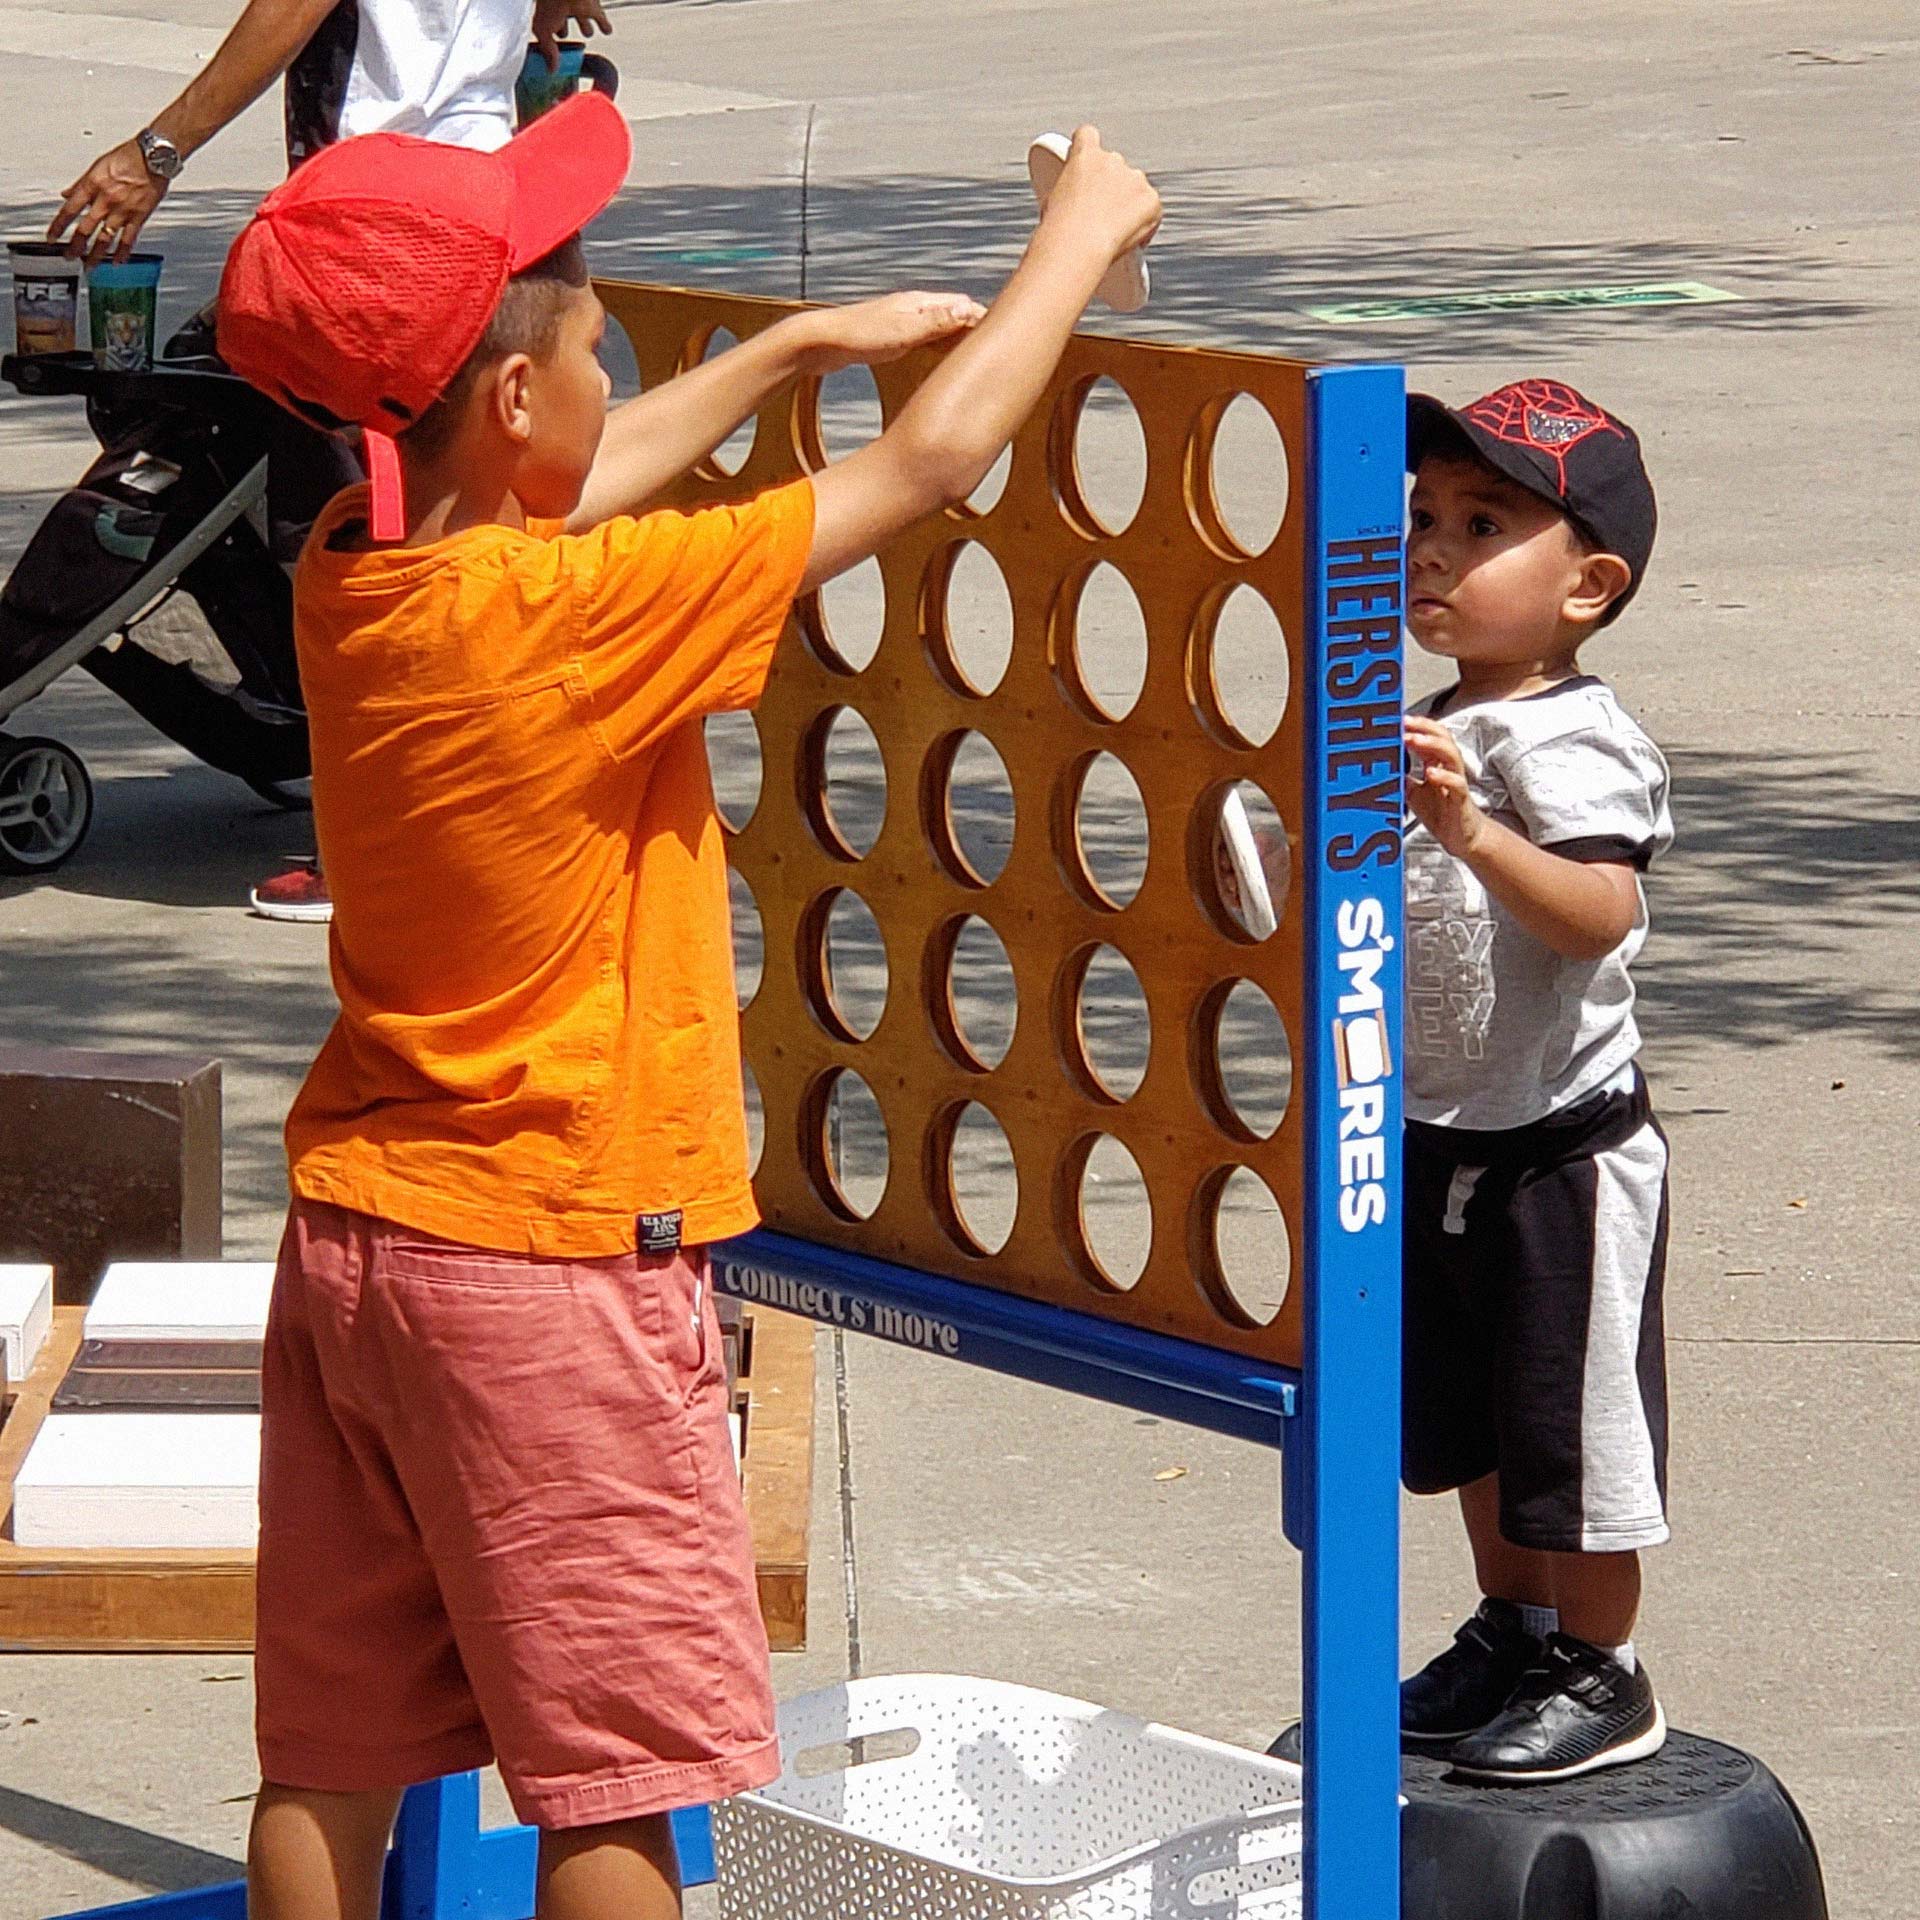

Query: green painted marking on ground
left=1303, top=282, right=1739, bottom=324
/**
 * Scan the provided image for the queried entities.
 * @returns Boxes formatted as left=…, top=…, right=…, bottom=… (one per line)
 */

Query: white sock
left=1601, top=1639, right=1637, bottom=1674
left=1517, top=1603, right=1559, bottom=1641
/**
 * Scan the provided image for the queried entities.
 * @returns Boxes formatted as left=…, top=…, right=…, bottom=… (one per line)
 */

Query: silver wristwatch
left=136, top=128, right=184, bottom=181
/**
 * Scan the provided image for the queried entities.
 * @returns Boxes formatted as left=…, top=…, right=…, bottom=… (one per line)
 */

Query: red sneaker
left=250, top=856, right=332, bottom=923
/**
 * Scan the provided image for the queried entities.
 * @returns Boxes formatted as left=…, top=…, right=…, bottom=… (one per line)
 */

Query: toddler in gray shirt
left=1394, top=380, right=1673, bottom=1785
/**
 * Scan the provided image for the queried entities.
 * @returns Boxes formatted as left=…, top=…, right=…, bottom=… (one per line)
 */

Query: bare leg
left=538, top=1812, right=682, bottom=1920
left=248, top=1782, right=403, bottom=1920
left=1458, top=1472, right=1556, bottom=1611
left=1549, top=1547, right=1642, bottom=1648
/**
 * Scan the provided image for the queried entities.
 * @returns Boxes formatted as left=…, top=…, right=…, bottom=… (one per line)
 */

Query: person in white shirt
left=47, top=0, right=613, bottom=923
left=49, top=0, right=610, bottom=260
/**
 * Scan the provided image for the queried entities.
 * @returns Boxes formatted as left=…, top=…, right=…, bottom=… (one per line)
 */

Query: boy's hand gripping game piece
left=1028, top=130, right=1152, bottom=313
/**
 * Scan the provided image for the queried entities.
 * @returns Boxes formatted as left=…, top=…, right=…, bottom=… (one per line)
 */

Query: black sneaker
left=1448, top=1632, right=1667, bottom=1783
left=1400, top=1598, right=1544, bottom=1753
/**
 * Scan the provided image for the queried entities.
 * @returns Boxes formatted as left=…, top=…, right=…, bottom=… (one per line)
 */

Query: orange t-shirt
left=285, top=479, right=814, bottom=1256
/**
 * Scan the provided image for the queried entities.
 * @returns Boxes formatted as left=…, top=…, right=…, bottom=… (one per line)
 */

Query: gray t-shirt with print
left=1404, top=677, right=1674, bottom=1130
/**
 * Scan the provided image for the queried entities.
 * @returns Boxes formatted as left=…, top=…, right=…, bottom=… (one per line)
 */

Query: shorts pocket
left=378, top=1234, right=590, bottom=1291
left=643, top=1254, right=712, bottom=1394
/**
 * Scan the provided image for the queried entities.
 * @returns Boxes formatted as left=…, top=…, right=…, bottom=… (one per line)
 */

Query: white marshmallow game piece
left=1028, top=132, right=1152, bottom=315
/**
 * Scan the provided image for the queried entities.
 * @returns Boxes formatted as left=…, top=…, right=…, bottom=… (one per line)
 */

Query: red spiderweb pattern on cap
left=1464, top=379, right=1622, bottom=495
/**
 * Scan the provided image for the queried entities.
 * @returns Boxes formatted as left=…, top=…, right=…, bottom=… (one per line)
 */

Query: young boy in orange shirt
left=216, top=90, right=1158, bottom=1920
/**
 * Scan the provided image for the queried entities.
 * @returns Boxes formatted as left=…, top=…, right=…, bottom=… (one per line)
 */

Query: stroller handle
left=3, top=351, right=255, bottom=410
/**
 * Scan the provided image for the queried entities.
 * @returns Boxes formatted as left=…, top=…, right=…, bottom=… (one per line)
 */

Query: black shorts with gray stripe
left=1402, top=1069, right=1671, bottom=1553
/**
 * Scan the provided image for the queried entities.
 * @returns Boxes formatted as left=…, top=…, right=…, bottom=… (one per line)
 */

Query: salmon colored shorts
left=256, top=1197, right=779, bottom=1828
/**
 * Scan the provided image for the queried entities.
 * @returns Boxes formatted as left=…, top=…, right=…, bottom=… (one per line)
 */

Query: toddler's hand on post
left=792, top=292, right=986, bottom=376
left=1405, top=715, right=1487, bottom=859
left=1042, top=126, right=1161, bottom=266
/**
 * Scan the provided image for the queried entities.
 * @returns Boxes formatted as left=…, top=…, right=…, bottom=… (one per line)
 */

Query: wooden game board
left=601, top=282, right=1308, bottom=1365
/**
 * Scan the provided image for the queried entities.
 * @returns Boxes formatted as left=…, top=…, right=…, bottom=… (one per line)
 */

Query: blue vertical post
left=1299, top=362, right=1406, bottom=1920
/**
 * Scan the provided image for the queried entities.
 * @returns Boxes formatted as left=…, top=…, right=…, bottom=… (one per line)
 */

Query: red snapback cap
left=218, top=90, right=631, bottom=538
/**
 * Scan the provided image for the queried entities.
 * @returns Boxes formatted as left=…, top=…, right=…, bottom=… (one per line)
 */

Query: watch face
left=140, top=132, right=182, bottom=179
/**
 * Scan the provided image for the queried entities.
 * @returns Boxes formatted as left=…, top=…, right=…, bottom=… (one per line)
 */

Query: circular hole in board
left=932, top=729, right=1016, bottom=887
left=947, top=1099, right=1018, bottom=1255
left=817, top=362, right=884, bottom=463
left=598, top=312, right=642, bottom=402
left=948, top=914, right=1018, bottom=1069
left=1206, top=1165, right=1291, bottom=1327
left=821, top=706, right=887, bottom=858
left=1202, top=778, right=1289, bottom=941
left=1073, top=1132, right=1151, bottom=1291
left=1201, top=585, right=1290, bottom=750
left=1076, top=943, right=1151, bottom=1101
left=1067, top=562, right=1149, bottom=722
left=821, top=887, right=888, bottom=1040
left=742, top=1061, right=765, bottom=1178
left=1065, top=376, right=1147, bottom=535
left=727, top=866, right=763, bottom=1010
left=1209, top=393, right=1290, bottom=556
left=941, top=541, right=1015, bottom=695
left=1204, top=978, right=1292, bottom=1140
left=705, top=710, right=762, bottom=832
left=965, top=444, right=1013, bottom=517
left=1071, top=752, right=1149, bottom=909
left=817, top=553, right=886, bottom=672
left=699, top=327, right=757, bottom=475
left=811, top=1068, right=889, bottom=1220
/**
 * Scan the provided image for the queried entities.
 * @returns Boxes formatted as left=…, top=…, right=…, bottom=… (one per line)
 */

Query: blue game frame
left=61, top=362, right=1404, bottom=1920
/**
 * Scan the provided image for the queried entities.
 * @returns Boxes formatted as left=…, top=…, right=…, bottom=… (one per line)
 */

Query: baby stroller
left=0, top=313, right=352, bottom=875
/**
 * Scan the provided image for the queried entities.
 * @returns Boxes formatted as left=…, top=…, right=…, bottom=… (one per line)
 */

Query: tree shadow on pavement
left=1640, top=743, right=1920, bottom=1065
left=0, top=164, right=1873, bottom=382
left=0, top=1782, right=243, bottom=1896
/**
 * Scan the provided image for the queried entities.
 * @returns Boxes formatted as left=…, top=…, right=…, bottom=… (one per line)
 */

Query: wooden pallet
left=0, top=1303, right=816, bottom=1652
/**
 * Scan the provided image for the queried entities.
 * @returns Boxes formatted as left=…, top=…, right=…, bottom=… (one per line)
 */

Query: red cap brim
left=503, top=90, right=632, bottom=271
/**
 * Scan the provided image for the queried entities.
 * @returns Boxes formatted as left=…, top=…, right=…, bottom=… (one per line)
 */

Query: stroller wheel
left=0, top=735, right=94, bottom=875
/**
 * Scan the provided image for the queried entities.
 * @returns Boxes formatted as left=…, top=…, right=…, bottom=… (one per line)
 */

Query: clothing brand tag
left=638, top=1210, right=683, bottom=1254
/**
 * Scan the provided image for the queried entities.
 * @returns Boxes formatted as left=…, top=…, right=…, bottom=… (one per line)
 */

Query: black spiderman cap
left=1408, top=379, right=1658, bottom=620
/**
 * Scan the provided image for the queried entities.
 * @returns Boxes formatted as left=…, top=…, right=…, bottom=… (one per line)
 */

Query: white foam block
left=0, top=1265, right=53, bottom=1383
left=12, top=1413, right=260, bottom=1550
left=84, top=1262, right=276, bottom=1343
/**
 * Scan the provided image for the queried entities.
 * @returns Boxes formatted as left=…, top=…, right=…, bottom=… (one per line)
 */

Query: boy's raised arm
left=802, top=128, right=1160, bottom=593
left=568, top=293, right=984, bottom=531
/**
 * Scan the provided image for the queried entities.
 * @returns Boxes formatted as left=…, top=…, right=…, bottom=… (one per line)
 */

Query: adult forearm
left=1461, top=819, right=1636, bottom=962
left=571, top=316, right=817, bottom=527
left=151, top=0, right=339, bottom=156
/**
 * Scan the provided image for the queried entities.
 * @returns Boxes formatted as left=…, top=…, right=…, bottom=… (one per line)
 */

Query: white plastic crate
left=715, top=1675, right=1304, bottom=1920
